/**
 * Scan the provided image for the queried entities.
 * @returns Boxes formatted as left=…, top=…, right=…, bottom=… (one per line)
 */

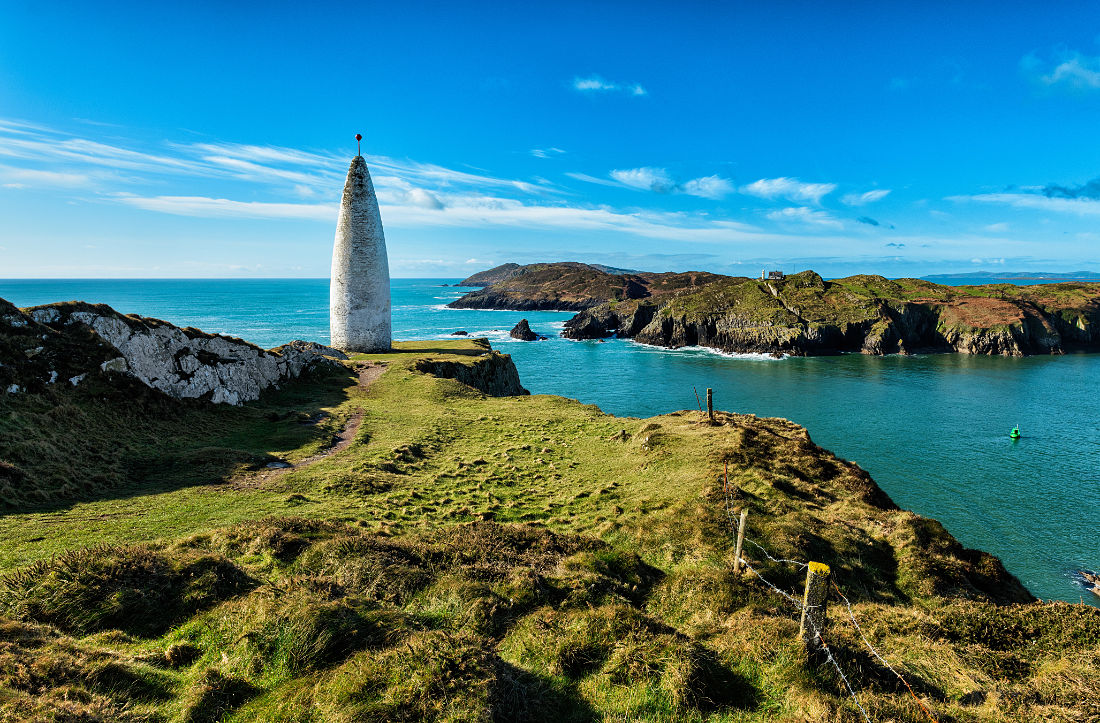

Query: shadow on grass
left=0, top=365, right=357, bottom=516
left=492, top=659, right=600, bottom=723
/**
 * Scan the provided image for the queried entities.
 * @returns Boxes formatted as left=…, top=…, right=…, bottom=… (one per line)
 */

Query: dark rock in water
left=537, top=336, right=548, bottom=341
left=450, top=330, right=469, bottom=336
left=510, top=319, right=538, bottom=341
left=1079, top=570, right=1100, bottom=596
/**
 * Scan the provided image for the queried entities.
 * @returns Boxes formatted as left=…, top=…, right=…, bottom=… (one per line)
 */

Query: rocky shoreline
left=453, top=263, right=1100, bottom=357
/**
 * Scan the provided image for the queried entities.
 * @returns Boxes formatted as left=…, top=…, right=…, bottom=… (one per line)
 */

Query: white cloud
left=604, top=167, right=733, bottom=199
left=681, top=175, right=734, bottom=200
left=953, top=192, right=1100, bottom=215
left=0, top=165, right=91, bottom=188
left=984, top=222, right=1010, bottom=232
left=565, top=171, right=624, bottom=188
left=572, top=75, right=648, bottom=96
left=405, top=188, right=445, bottom=210
left=530, top=147, right=566, bottom=159
left=765, top=206, right=843, bottom=228
left=1024, top=50, right=1100, bottom=90
left=841, top=189, right=891, bottom=206
left=116, top=194, right=339, bottom=220
left=742, top=177, right=836, bottom=204
left=610, top=167, right=675, bottom=193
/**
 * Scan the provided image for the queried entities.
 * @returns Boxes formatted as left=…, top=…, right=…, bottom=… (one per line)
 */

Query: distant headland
left=449, top=262, right=1100, bottom=357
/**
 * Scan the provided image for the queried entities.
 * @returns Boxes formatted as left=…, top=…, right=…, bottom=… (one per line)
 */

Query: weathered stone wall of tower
left=330, top=156, right=392, bottom=352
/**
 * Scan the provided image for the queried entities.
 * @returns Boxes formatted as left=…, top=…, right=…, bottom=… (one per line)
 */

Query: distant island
left=924, top=270, right=1100, bottom=282
left=449, top=262, right=1100, bottom=356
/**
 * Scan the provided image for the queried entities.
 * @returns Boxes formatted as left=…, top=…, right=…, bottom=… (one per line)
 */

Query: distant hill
left=457, top=261, right=640, bottom=287
left=448, top=262, right=720, bottom=311
left=456, top=263, right=524, bottom=287
left=924, top=271, right=1100, bottom=282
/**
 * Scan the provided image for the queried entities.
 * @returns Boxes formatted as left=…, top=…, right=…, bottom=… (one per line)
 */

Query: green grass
left=1, top=339, right=1098, bottom=721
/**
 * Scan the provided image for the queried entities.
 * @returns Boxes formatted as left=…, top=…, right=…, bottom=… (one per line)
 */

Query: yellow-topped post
left=799, top=561, right=831, bottom=651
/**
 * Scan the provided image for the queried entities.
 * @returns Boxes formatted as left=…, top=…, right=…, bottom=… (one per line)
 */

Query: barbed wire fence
left=720, top=461, right=941, bottom=723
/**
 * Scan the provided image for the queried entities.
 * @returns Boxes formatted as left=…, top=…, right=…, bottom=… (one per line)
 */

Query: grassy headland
left=1, top=333, right=1098, bottom=721
left=446, top=263, right=1100, bottom=356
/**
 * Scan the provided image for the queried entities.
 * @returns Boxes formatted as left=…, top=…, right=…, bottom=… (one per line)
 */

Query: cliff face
left=412, top=351, right=529, bottom=396
left=568, top=272, right=1100, bottom=357
left=2, top=299, right=345, bottom=405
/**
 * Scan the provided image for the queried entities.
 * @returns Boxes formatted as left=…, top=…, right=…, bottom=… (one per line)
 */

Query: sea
left=1, top=277, right=1097, bottom=606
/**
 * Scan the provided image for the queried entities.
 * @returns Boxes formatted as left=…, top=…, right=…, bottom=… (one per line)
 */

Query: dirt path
left=235, top=362, right=386, bottom=488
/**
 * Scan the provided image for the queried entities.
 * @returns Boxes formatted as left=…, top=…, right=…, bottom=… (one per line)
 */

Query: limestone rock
left=7, top=299, right=344, bottom=406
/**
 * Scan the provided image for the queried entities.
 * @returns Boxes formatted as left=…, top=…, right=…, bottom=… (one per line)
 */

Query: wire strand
left=831, top=581, right=941, bottom=723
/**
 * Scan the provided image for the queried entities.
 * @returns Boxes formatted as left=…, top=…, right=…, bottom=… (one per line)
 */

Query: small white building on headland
left=330, top=150, right=392, bottom=352
left=760, top=269, right=785, bottom=281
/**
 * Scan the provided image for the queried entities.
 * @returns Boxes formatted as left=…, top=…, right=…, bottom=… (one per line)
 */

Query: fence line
left=720, top=464, right=940, bottom=723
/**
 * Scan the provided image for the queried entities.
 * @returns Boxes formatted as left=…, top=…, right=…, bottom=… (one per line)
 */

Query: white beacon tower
left=330, top=136, right=391, bottom=352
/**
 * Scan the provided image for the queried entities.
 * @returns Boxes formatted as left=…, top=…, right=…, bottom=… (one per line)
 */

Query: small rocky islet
left=449, top=261, right=1100, bottom=357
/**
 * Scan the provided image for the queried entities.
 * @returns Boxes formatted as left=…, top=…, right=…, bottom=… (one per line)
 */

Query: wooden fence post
left=732, top=509, right=748, bottom=575
left=798, top=562, right=831, bottom=651
left=706, top=388, right=714, bottom=421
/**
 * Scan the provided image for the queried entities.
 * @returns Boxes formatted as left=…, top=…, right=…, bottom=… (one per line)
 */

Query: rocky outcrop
left=413, top=352, right=529, bottom=396
left=4, top=300, right=345, bottom=405
left=561, top=302, right=659, bottom=340
left=509, top=319, right=538, bottom=341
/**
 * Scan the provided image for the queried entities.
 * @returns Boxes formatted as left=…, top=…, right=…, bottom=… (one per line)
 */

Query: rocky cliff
left=413, top=350, right=529, bottom=396
left=565, top=271, right=1100, bottom=356
left=2, top=299, right=345, bottom=405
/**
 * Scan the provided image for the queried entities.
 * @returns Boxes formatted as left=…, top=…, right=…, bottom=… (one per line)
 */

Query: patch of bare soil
left=231, top=362, right=386, bottom=489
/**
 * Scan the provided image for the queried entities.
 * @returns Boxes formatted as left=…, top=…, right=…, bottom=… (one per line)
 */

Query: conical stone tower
left=330, top=154, right=391, bottom=352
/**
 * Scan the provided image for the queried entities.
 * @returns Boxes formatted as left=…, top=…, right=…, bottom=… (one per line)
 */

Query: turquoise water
left=1, top=278, right=1097, bottom=605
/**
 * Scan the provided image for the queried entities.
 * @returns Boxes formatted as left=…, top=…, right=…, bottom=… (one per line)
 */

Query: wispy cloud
left=681, top=175, right=735, bottom=200
left=0, top=165, right=92, bottom=188
left=1039, top=176, right=1100, bottom=200
left=610, top=167, right=676, bottom=193
left=115, top=194, right=339, bottom=220
left=765, top=206, right=842, bottom=228
left=742, top=177, right=836, bottom=204
left=841, top=189, right=891, bottom=206
left=564, top=171, right=623, bottom=188
left=592, top=167, right=734, bottom=199
left=572, top=75, right=647, bottom=96
left=530, top=147, right=565, bottom=159
left=1022, top=50, right=1100, bottom=91
left=952, top=192, right=1100, bottom=215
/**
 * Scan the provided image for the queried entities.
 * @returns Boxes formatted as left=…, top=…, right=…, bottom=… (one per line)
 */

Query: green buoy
left=1010, top=425, right=1021, bottom=439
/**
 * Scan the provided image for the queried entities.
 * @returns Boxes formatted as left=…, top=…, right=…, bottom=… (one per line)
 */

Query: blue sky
left=2, top=1, right=1100, bottom=278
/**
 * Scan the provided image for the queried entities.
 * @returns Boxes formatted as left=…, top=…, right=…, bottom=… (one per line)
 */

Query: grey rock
left=509, top=319, right=538, bottom=341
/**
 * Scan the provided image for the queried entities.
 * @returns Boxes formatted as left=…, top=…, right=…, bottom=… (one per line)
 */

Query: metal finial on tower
left=355, top=133, right=362, bottom=157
